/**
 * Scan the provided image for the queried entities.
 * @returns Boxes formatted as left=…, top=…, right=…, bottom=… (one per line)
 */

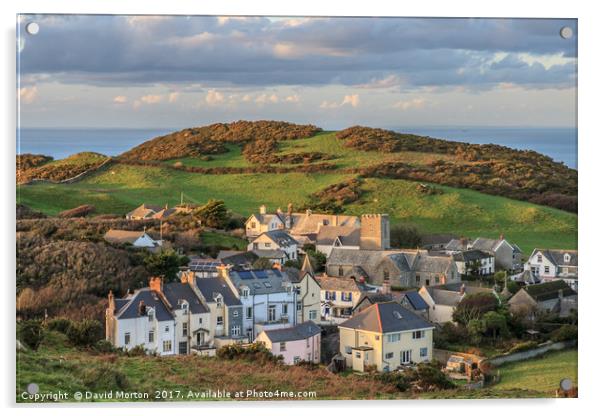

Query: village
left=102, top=202, right=578, bottom=388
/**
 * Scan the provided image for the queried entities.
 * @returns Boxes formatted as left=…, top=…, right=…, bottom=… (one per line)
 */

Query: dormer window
left=180, top=300, right=189, bottom=313
left=147, top=307, right=155, bottom=322
left=214, top=295, right=223, bottom=308
left=564, top=253, right=571, bottom=263
left=242, top=287, right=250, bottom=298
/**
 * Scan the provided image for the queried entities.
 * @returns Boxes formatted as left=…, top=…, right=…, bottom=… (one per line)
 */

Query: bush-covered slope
left=17, top=152, right=110, bottom=184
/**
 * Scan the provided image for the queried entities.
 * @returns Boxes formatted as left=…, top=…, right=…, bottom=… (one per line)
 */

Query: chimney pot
left=138, top=300, right=147, bottom=316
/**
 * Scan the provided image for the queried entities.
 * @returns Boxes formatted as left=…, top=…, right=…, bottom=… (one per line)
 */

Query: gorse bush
left=66, top=319, right=103, bottom=347
left=550, top=325, right=578, bottom=342
left=18, top=320, right=45, bottom=351
left=217, top=342, right=282, bottom=364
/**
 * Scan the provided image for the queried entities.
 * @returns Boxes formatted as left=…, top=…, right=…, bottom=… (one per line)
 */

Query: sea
left=17, top=126, right=578, bottom=169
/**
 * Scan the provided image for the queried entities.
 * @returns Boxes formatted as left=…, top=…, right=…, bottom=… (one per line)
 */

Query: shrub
left=18, top=320, right=45, bottom=351
left=377, top=372, right=411, bottom=391
left=217, top=342, right=282, bottom=364
left=506, top=341, right=538, bottom=354
left=126, top=345, right=148, bottom=357
left=453, top=292, right=499, bottom=326
left=94, top=339, right=116, bottom=353
left=81, top=364, right=130, bottom=390
left=66, top=319, right=103, bottom=347
left=550, top=325, right=578, bottom=342
left=390, top=224, right=422, bottom=249
left=45, top=317, right=73, bottom=334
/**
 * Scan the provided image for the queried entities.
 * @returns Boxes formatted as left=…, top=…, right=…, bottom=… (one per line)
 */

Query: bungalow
left=523, top=249, right=578, bottom=291
left=103, top=229, right=163, bottom=250
left=316, top=274, right=365, bottom=321
left=339, top=302, right=435, bottom=372
left=126, top=203, right=177, bottom=220
left=255, top=321, right=321, bottom=365
left=452, top=249, right=495, bottom=276
left=248, top=230, right=299, bottom=264
left=315, top=226, right=360, bottom=257
left=326, top=248, right=460, bottom=288
left=508, top=280, right=577, bottom=318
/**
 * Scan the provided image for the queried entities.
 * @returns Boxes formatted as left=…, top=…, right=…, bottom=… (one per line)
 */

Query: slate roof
left=340, top=302, right=434, bottom=333
left=195, top=277, right=241, bottom=306
left=115, top=289, right=174, bottom=321
left=288, top=213, right=359, bottom=235
left=523, top=280, right=577, bottom=302
left=445, top=239, right=472, bottom=252
left=470, top=237, right=503, bottom=252
left=260, top=230, right=298, bottom=248
left=453, top=249, right=493, bottom=262
left=152, top=207, right=177, bottom=219
left=535, top=249, right=578, bottom=267
left=400, top=291, right=430, bottom=311
left=252, top=249, right=287, bottom=259
left=218, top=250, right=258, bottom=267
left=162, top=282, right=208, bottom=314
left=317, top=275, right=363, bottom=292
left=316, top=226, right=360, bottom=247
left=228, top=269, right=291, bottom=295
left=510, top=270, right=540, bottom=285
left=261, top=321, right=321, bottom=343
left=126, top=204, right=163, bottom=219
left=421, top=233, right=458, bottom=247
left=104, top=229, right=154, bottom=245
left=425, top=288, right=464, bottom=307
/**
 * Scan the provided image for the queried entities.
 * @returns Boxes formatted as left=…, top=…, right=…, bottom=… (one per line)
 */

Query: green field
left=17, top=132, right=577, bottom=254
left=492, top=349, right=578, bottom=393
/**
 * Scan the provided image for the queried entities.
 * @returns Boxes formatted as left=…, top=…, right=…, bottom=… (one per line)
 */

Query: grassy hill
left=17, top=122, right=577, bottom=254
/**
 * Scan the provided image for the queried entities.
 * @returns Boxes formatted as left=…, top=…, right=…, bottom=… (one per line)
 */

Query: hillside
left=17, top=152, right=111, bottom=185
left=17, top=121, right=578, bottom=253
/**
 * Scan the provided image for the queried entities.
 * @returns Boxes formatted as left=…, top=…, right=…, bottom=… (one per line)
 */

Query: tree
left=305, top=248, right=326, bottom=272
left=18, top=320, right=45, bottom=350
left=467, top=319, right=486, bottom=345
left=390, top=225, right=422, bottom=249
left=452, top=292, right=499, bottom=326
left=252, top=257, right=273, bottom=270
left=482, top=311, right=509, bottom=342
left=143, top=250, right=189, bottom=281
left=194, top=199, right=230, bottom=229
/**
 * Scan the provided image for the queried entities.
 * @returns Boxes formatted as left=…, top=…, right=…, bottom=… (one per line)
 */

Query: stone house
left=508, top=280, right=577, bottom=318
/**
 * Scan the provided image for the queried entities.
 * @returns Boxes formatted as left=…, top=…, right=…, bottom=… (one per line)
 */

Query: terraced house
left=524, top=248, right=578, bottom=291
left=317, top=274, right=365, bottom=322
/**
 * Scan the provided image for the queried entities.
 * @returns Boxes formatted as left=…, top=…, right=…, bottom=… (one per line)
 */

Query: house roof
left=424, top=287, right=464, bottom=307
left=252, top=249, right=287, bottom=259
left=258, top=230, right=298, bottom=248
left=317, top=275, right=363, bottom=292
left=510, top=270, right=540, bottom=285
left=522, top=280, right=577, bottom=302
left=246, top=212, right=286, bottom=227
left=445, top=239, right=472, bottom=252
left=228, top=269, right=291, bottom=295
left=421, top=234, right=458, bottom=247
left=152, top=207, right=177, bottom=219
left=339, top=302, right=434, bottom=333
left=534, top=249, right=578, bottom=267
left=453, top=249, right=493, bottom=262
left=127, top=203, right=164, bottom=218
left=115, top=289, right=174, bottom=321
left=470, top=237, right=504, bottom=252
left=104, top=229, right=154, bottom=245
left=217, top=250, right=259, bottom=267
left=316, top=226, right=360, bottom=247
left=261, top=321, right=321, bottom=343
left=195, top=277, right=241, bottom=306
left=162, top=282, right=208, bottom=314
left=400, top=291, right=430, bottom=311
left=289, top=213, right=359, bottom=235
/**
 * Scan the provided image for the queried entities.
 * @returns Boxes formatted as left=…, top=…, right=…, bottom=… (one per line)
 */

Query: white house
left=446, top=236, right=522, bottom=271
left=219, top=266, right=298, bottom=340
left=104, top=229, right=163, bottom=250
left=316, top=275, right=365, bottom=322
left=452, top=249, right=495, bottom=276
left=248, top=230, right=299, bottom=265
left=255, top=321, right=322, bottom=365
left=524, top=248, right=578, bottom=291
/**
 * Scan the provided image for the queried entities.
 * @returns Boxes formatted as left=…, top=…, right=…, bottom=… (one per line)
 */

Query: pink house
left=255, top=321, right=321, bottom=365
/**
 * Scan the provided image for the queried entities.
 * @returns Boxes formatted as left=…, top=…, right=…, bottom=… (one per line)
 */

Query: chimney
left=381, top=279, right=391, bottom=295
left=287, top=202, right=293, bottom=216
left=306, top=209, right=312, bottom=217
left=108, top=290, right=115, bottom=313
left=499, top=234, right=504, bottom=241
left=460, top=237, right=468, bottom=249
left=138, top=300, right=147, bottom=316
left=276, top=207, right=282, bottom=215
left=259, top=205, right=267, bottom=215
left=149, top=276, right=163, bottom=293
left=272, top=262, right=282, bottom=271
left=180, top=270, right=195, bottom=285
left=460, top=283, right=466, bottom=295
left=216, top=263, right=232, bottom=279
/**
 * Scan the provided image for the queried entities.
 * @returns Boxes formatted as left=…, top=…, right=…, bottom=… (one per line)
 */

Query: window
left=564, top=253, right=571, bottom=263
left=181, top=302, right=188, bottom=313
left=164, top=325, right=169, bottom=333
left=309, top=310, right=317, bottom=320
left=325, top=291, right=336, bottom=301
left=387, top=333, right=401, bottom=343
left=268, top=305, right=276, bottom=322
left=355, top=352, right=361, bottom=358
left=246, top=307, right=253, bottom=319
left=182, top=323, right=188, bottom=337
left=342, top=292, right=352, bottom=302
left=217, top=316, right=223, bottom=326
left=280, top=342, right=287, bottom=351
left=296, top=302, right=302, bottom=311
left=253, top=243, right=259, bottom=250
left=215, top=296, right=223, bottom=308
left=435, top=276, right=440, bottom=284
left=537, top=254, right=543, bottom=263
left=231, top=326, right=241, bottom=337
left=412, top=330, right=424, bottom=339
left=338, top=266, right=344, bottom=277
left=385, top=352, right=394, bottom=359
left=163, top=340, right=172, bottom=352
left=148, top=331, right=154, bottom=343
left=124, top=332, right=131, bottom=345
left=179, top=342, right=187, bottom=354
left=401, top=350, right=412, bottom=364
left=544, top=266, right=550, bottom=274
left=415, top=275, right=421, bottom=285
left=294, top=356, right=301, bottom=364
left=282, top=304, right=288, bottom=315
left=375, top=335, right=380, bottom=341
left=344, top=346, right=352, bottom=354
left=199, top=317, right=203, bottom=324
left=384, top=270, right=390, bottom=280
left=232, top=310, right=239, bottom=318
left=263, top=282, right=272, bottom=288
left=420, top=347, right=428, bottom=358
left=251, top=221, right=256, bottom=228
left=242, top=288, right=250, bottom=297
left=148, top=309, right=154, bottom=322
left=265, top=242, right=272, bottom=248
left=425, top=279, right=430, bottom=286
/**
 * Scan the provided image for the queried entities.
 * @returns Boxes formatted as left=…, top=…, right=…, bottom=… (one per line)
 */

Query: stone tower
left=359, top=214, right=390, bottom=250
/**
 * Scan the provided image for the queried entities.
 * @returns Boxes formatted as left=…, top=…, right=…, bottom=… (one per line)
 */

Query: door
left=179, top=341, right=188, bottom=354
left=401, top=350, right=412, bottom=364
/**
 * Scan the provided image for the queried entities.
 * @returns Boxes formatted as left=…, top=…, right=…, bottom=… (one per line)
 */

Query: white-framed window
left=294, top=356, right=301, bottom=364
left=564, top=253, right=571, bottom=263
left=268, top=305, right=276, bottom=321
left=182, top=323, right=188, bottom=337
left=537, top=254, right=543, bottom=263
left=233, top=310, right=239, bottom=318
left=181, top=302, right=188, bottom=313
left=296, top=302, right=302, bottom=311
left=280, top=342, right=286, bottom=351
left=412, top=330, right=425, bottom=339
left=387, top=333, right=401, bottom=343
left=163, top=340, right=172, bottom=352
left=199, top=317, right=203, bottom=324
left=544, top=266, right=550, bottom=274
left=420, top=347, right=428, bottom=358
left=265, top=242, right=272, bottom=248
left=242, top=288, right=250, bottom=298
left=246, top=307, right=253, bottom=319
left=282, top=304, right=288, bottom=315
left=217, top=316, right=223, bottom=326
left=147, top=309, right=154, bottom=322
left=385, top=352, right=394, bottom=359
left=401, top=350, right=412, bottom=364
left=124, top=332, right=131, bottom=345
left=309, top=310, right=317, bottom=320
left=344, top=346, right=352, bottom=354
left=231, top=326, right=241, bottom=337
left=148, top=331, right=154, bottom=343
left=164, top=325, right=169, bottom=333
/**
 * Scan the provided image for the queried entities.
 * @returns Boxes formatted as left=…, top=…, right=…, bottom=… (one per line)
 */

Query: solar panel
left=238, top=271, right=254, bottom=280
left=254, top=270, right=268, bottom=279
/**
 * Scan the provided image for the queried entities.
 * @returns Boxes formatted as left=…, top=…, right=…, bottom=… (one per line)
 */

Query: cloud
left=255, top=93, right=279, bottom=104
left=320, top=94, right=360, bottom=109
left=113, top=95, right=128, bottom=104
left=284, top=94, right=300, bottom=103
left=393, top=97, right=427, bottom=110
left=168, top=92, right=180, bottom=103
left=140, top=94, right=162, bottom=104
left=205, top=89, right=224, bottom=105
left=19, top=86, right=38, bottom=104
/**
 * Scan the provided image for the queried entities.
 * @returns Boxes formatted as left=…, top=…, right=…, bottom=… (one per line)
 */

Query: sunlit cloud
left=19, top=86, right=38, bottom=104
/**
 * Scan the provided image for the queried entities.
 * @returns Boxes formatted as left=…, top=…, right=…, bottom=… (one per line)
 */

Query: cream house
left=248, top=230, right=299, bottom=265
left=284, top=255, right=321, bottom=323
left=255, top=321, right=321, bottom=365
left=338, top=302, right=434, bottom=372
left=317, top=274, right=365, bottom=322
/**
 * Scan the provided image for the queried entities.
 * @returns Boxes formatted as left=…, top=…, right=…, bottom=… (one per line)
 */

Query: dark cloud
left=18, top=15, right=577, bottom=89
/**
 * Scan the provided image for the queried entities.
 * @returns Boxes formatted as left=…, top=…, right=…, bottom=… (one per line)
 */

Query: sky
left=17, top=15, right=577, bottom=129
